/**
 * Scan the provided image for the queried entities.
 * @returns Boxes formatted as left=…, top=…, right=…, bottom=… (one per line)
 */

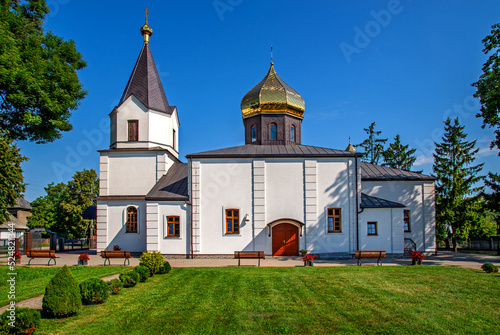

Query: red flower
left=14, top=250, right=22, bottom=261
left=113, top=245, right=121, bottom=251
left=411, top=251, right=426, bottom=261
left=302, top=254, right=315, bottom=262
left=79, top=253, right=90, bottom=261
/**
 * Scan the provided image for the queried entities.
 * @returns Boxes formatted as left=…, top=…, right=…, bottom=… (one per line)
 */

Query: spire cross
left=144, top=6, right=149, bottom=22
left=271, top=43, right=273, bottom=64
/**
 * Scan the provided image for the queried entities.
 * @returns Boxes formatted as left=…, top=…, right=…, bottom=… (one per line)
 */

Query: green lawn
left=35, top=266, right=500, bottom=335
left=0, top=266, right=126, bottom=306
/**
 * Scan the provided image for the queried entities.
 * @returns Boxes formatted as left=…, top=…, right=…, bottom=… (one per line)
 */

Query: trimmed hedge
left=79, top=278, right=110, bottom=305
left=108, top=278, right=123, bottom=295
left=0, top=307, right=40, bottom=334
left=42, top=265, right=81, bottom=318
left=133, top=265, right=150, bottom=282
left=481, top=263, right=499, bottom=273
left=157, top=260, right=172, bottom=274
left=139, top=251, right=165, bottom=276
left=119, top=272, right=138, bottom=288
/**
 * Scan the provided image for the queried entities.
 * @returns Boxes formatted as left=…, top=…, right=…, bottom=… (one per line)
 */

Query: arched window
left=126, top=207, right=138, bottom=233
left=251, top=125, right=257, bottom=142
left=290, top=125, right=296, bottom=142
left=270, top=123, right=277, bottom=140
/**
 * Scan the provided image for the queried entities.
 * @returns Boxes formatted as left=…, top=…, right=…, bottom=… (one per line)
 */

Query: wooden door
left=272, top=223, right=299, bottom=256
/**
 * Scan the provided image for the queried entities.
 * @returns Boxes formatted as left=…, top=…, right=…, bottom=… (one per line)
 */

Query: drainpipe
left=355, top=156, right=360, bottom=251
left=188, top=158, right=194, bottom=259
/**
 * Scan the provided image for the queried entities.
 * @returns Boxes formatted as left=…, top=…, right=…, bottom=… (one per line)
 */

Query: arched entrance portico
left=268, top=219, right=303, bottom=256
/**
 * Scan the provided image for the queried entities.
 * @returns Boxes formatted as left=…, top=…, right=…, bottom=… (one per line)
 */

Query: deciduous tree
left=472, top=23, right=500, bottom=154
left=0, top=134, right=27, bottom=222
left=28, top=169, right=98, bottom=238
left=0, top=0, right=87, bottom=143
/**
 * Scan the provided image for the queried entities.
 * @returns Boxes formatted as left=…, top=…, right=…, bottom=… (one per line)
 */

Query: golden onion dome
left=241, top=63, right=305, bottom=119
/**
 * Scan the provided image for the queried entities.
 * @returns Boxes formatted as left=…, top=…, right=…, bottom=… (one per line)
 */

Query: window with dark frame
left=290, top=125, right=295, bottom=142
left=404, top=210, right=411, bottom=232
left=128, top=120, right=138, bottom=141
left=126, top=207, right=138, bottom=233
left=173, top=129, right=176, bottom=150
left=225, top=209, right=239, bottom=234
left=270, top=123, right=277, bottom=140
left=367, top=221, right=377, bottom=235
left=167, top=216, right=180, bottom=237
left=251, top=126, right=257, bottom=142
left=327, top=208, right=341, bottom=233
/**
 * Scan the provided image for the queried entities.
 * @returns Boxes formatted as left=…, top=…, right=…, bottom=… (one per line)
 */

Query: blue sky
left=18, top=0, right=500, bottom=201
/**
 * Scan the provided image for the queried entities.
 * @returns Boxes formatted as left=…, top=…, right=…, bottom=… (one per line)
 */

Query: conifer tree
left=355, top=122, right=387, bottom=164
left=433, top=118, right=484, bottom=248
left=382, top=134, right=422, bottom=173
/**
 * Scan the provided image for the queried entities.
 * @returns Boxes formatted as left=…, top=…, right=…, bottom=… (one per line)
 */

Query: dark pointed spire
left=119, top=34, right=172, bottom=114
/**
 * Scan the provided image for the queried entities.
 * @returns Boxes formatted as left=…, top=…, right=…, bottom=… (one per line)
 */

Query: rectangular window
left=251, top=126, right=257, bottom=142
left=327, top=208, right=341, bottom=233
left=270, top=124, right=277, bottom=140
left=173, top=129, right=176, bottom=150
left=126, top=207, right=138, bottom=233
left=290, top=126, right=295, bottom=142
left=225, top=209, right=239, bottom=234
left=128, top=120, right=138, bottom=141
left=404, top=210, right=411, bottom=232
left=167, top=216, right=180, bottom=237
left=367, top=221, right=377, bottom=235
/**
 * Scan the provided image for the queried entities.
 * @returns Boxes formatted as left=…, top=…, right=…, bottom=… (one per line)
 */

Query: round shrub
left=0, top=307, right=40, bottom=334
left=133, top=265, right=150, bottom=282
left=157, top=260, right=172, bottom=274
left=139, top=251, right=165, bottom=276
left=119, top=273, right=137, bottom=288
left=108, top=278, right=123, bottom=295
left=79, top=278, right=110, bottom=305
left=481, top=263, right=499, bottom=273
left=42, top=265, right=81, bottom=318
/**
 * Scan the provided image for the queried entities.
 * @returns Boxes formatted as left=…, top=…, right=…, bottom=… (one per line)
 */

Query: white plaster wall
left=198, top=160, right=253, bottom=254
left=107, top=152, right=157, bottom=195
left=359, top=208, right=404, bottom=254
left=114, top=96, right=149, bottom=147
left=362, top=180, right=435, bottom=252
left=265, top=160, right=304, bottom=223
left=149, top=112, right=172, bottom=148
left=156, top=202, right=189, bottom=254
left=311, top=159, right=353, bottom=254
left=104, top=201, right=147, bottom=252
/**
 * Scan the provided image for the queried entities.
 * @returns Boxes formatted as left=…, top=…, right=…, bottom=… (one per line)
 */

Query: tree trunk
left=452, top=237, right=458, bottom=252
left=445, top=238, right=450, bottom=250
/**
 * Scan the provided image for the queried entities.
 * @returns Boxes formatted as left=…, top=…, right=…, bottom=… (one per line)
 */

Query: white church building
left=96, top=21, right=436, bottom=258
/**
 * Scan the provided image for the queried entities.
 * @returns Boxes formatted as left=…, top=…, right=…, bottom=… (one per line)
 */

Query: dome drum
left=244, top=114, right=301, bottom=145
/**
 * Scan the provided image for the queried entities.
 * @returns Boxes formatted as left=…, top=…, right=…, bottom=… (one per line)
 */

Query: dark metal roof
left=0, top=214, right=29, bottom=231
left=146, top=163, right=189, bottom=201
left=187, top=144, right=361, bottom=159
left=8, top=198, right=31, bottom=210
left=360, top=193, right=405, bottom=208
left=361, top=162, right=434, bottom=181
left=119, top=43, right=175, bottom=115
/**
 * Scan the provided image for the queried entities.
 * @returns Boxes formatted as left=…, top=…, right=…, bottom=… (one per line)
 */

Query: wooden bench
left=234, top=251, right=265, bottom=267
left=100, top=250, right=131, bottom=266
left=26, top=250, right=59, bottom=266
left=354, top=250, right=386, bottom=266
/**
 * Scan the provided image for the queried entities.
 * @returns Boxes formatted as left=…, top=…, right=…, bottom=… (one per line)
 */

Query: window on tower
left=128, top=120, right=138, bottom=141
left=251, top=126, right=257, bottom=142
left=290, top=125, right=296, bottom=142
left=270, top=123, right=277, bottom=140
left=173, top=129, right=176, bottom=150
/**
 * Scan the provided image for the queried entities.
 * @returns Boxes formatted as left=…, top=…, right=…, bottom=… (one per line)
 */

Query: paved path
left=2, top=251, right=498, bottom=313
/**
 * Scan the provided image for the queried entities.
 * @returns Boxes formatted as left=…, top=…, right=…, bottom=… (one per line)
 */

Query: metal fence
left=438, top=237, right=499, bottom=251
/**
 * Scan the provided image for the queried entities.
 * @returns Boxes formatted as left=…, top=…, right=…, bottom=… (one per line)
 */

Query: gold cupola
left=241, top=62, right=305, bottom=120
left=140, top=7, right=153, bottom=43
